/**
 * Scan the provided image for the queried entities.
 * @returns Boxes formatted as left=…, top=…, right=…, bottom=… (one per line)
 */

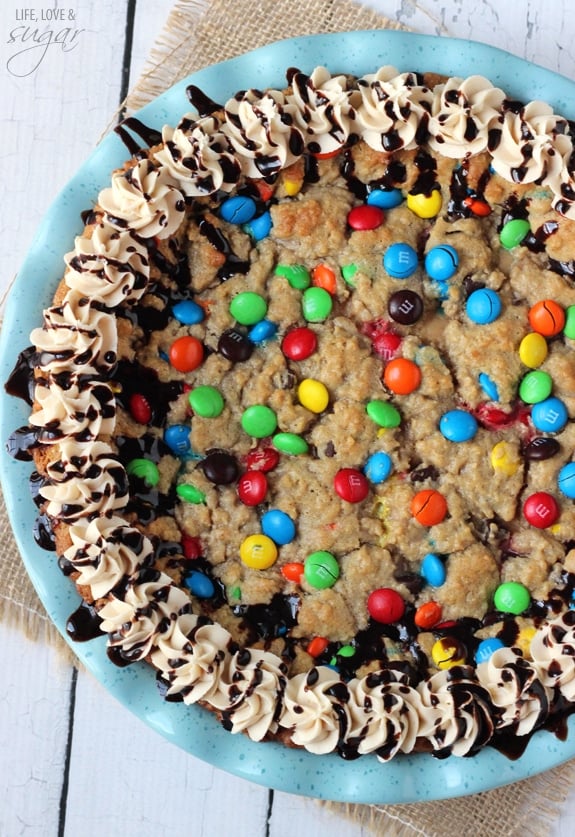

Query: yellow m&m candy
left=407, top=189, right=442, bottom=219
left=431, top=637, right=465, bottom=669
left=240, top=534, right=278, bottom=569
left=519, top=332, right=548, bottom=368
left=298, top=378, right=329, bottom=413
left=490, top=441, right=520, bottom=476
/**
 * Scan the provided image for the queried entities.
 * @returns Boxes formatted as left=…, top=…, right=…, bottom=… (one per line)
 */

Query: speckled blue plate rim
left=2, top=30, right=575, bottom=804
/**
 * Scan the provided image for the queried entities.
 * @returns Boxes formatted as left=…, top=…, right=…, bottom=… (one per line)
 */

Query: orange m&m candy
left=411, top=489, right=448, bottom=526
left=383, top=357, right=421, bottom=395
left=528, top=300, right=565, bottom=337
left=414, top=601, right=443, bottom=629
left=281, top=562, right=305, bottom=583
left=312, top=263, right=337, bottom=294
left=169, top=335, right=204, bottom=372
left=307, top=636, right=330, bottom=657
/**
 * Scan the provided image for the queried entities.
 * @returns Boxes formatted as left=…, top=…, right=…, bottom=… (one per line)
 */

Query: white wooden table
left=2, top=1, right=575, bottom=834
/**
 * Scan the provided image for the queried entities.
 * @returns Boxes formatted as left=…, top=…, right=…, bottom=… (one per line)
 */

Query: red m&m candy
left=281, top=327, right=317, bottom=361
left=523, top=491, right=560, bottom=528
left=367, top=588, right=405, bottom=624
left=169, top=335, right=204, bottom=372
left=181, top=534, right=203, bottom=559
left=245, top=446, right=280, bottom=472
left=237, top=470, right=268, bottom=505
left=347, top=205, right=385, bottom=231
left=129, top=392, right=152, bottom=424
left=334, top=468, right=370, bottom=503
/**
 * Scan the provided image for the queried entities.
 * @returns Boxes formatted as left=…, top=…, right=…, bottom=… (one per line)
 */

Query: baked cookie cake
left=6, top=64, right=575, bottom=762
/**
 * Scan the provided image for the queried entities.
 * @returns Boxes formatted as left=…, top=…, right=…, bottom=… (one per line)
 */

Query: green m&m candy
left=499, top=218, right=530, bottom=250
left=341, top=263, right=358, bottom=286
left=518, top=370, right=553, bottom=404
left=241, top=405, right=278, bottom=438
left=229, top=292, right=267, bottom=325
left=564, top=305, right=575, bottom=340
left=493, top=581, right=530, bottom=615
left=366, top=399, right=401, bottom=428
left=302, top=287, right=333, bottom=322
left=272, top=432, right=309, bottom=455
left=275, top=264, right=311, bottom=290
left=304, top=551, right=340, bottom=589
left=176, top=483, right=206, bottom=504
left=188, top=385, right=224, bottom=418
left=126, top=458, right=160, bottom=487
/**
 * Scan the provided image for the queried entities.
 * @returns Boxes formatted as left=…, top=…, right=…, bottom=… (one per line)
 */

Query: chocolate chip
left=388, top=290, right=423, bottom=324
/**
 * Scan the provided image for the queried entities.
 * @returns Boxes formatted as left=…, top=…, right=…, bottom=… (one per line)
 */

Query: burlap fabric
left=2, top=0, right=575, bottom=833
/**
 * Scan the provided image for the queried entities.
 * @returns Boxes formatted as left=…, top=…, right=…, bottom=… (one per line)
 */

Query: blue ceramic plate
left=2, top=30, right=575, bottom=803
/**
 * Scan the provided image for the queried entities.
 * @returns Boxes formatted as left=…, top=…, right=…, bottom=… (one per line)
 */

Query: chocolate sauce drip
left=66, top=601, right=104, bottom=642
left=33, top=513, right=56, bottom=550
left=523, top=220, right=559, bottom=253
left=231, top=593, right=300, bottom=641
left=549, top=257, right=575, bottom=279
left=197, top=218, right=251, bottom=279
left=114, top=117, right=163, bottom=156
left=340, top=150, right=368, bottom=200
left=114, top=360, right=183, bottom=427
left=185, top=84, right=222, bottom=117
left=4, top=345, right=36, bottom=404
left=5, top=425, right=39, bottom=461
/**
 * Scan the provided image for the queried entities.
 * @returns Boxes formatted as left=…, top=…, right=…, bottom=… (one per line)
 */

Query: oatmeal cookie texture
left=6, top=66, right=575, bottom=760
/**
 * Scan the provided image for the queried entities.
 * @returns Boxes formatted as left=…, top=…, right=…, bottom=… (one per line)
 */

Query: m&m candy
left=431, top=637, right=465, bottom=669
left=248, top=319, right=277, bottom=344
left=302, top=286, right=333, bottom=322
left=347, top=204, right=385, bottom=230
left=523, top=491, right=560, bottom=528
left=528, top=300, right=565, bottom=337
left=172, top=299, right=204, bottom=325
left=169, top=335, right=204, bottom=372
left=275, top=264, right=311, bottom=290
left=420, top=552, right=447, bottom=586
left=424, top=245, right=459, bottom=281
left=383, top=242, right=418, bottom=279
left=493, top=581, right=530, bottom=614
left=185, top=571, right=215, bottom=599
left=367, top=588, right=405, bottom=624
left=126, top=458, right=159, bottom=487
left=129, top=392, right=152, bottom=424
left=414, top=601, right=442, bottom=629
left=281, top=326, right=317, bottom=360
left=229, top=292, right=267, bottom=325
left=273, top=432, right=309, bottom=455
left=411, top=490, right=448, bottom=526
left=241, top=405, right=278, bottom=438
left=164, top=424, right=192, bottom=456
left=237, top=470, right=268, bottom=505
left=518, top=370, right=553, bottom=404
left=189, top=385, right=224, bottom=418
left=388, top=289, right=423, bottom=324
left=366, top=399, right=401, bottom=428
left=334, top=468, right=370, bottom=503
left=558, top=462, right=575, bottom=498
left=519, top=332, right=548, bottom=368
left=298, top=378, right=329, bottom=413
left=531, top=397, right=569, bottom=433
left=304, top=551, right=340, bottom=589
left=245, top=446, right=280, bottom=472
left=220, top=194, right=257, bottom=224
left=466, top=288, right=501, bottom=324
left=364, top=451, right=392, bottom=484
left=499, top=218, right=530, bottom=249
left=407, top=189, right=442, bottom=218
left=240, top=534, right=278, bottom=569
left=383, top=357, right=421, bottom=395
left=261, top=509, right=296, bottom=545
left=475, top=637, right=505, bottom=664
left=367, top=187, right=403, bottom=209
left=439, top=409, right=478, bottom=443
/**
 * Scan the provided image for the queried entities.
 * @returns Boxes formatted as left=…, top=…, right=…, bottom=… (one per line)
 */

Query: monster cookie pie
left=7, top=65, right=575, bottom=762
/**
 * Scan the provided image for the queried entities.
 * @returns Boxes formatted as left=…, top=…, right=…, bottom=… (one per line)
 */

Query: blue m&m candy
left=425, top=245, right=459, bottom=282
left=220, top=195, right=257, bottom=224
left=421, top=552, right=447, bottom=587
left=475, top=637, right=505, bottom=664
left=248, top=319, right=278, bottom=344
left=478, top=372, right=499, bottom=401
left=383, top=243, right=418, bottom=279
left=164, top=424, right=191, bottom=456
left=367, top=187, right=403, bottom=209
left=172, top=299, right=204, bottom=325
left=261, top=509, right=296, bottom=545
left=244, top=210, right=273, bottom=241
left=439, top=409, right=478, bottom=442
left=184, top=571, right=215, bottom=598
left=531, top=396, right=569, bottom=433
left=558, top=462, right=575, bottom=498
left=466, top=288, right=502, bottom=324
left=364, top=451, right=393, bottom=484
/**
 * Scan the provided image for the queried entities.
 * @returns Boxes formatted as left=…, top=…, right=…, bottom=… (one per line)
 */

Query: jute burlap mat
left=2, top=0, right=575, bottom=833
